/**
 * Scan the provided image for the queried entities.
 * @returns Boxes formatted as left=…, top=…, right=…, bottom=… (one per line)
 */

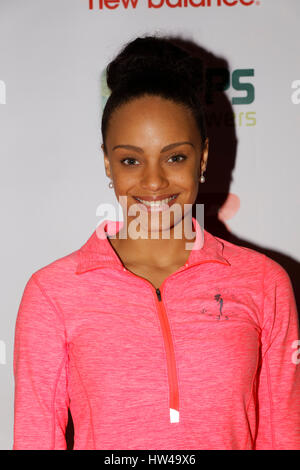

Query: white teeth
left=135, top=195, right=177, bottom=206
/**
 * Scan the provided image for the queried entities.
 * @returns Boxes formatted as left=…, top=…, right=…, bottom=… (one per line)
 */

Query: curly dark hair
left=101, top=35, right=207, bottom=154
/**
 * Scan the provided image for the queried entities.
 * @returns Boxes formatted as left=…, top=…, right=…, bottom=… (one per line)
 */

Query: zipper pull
left=156, top=288, right=162, bottom=301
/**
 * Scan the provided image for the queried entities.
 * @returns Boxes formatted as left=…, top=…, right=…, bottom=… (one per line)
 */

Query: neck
left=108, top=212, right=197, bottom=268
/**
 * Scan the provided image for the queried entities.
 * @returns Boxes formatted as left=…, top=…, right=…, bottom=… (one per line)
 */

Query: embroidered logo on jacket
left=200, top=291, right=229, bottom=321
left=214, top=294, right=229, bottom=320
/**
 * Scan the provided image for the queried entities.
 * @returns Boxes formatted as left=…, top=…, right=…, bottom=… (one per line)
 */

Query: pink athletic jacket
left=13, top=216, right=300, bottom=450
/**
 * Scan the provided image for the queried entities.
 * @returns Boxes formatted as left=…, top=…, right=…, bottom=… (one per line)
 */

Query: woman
left=13, top=35, right=300, bottom=450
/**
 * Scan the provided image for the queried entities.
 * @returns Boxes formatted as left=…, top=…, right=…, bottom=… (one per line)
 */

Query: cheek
left=113, top=166, right=135, bottom=185
left=173, top=167, right=198, bottom=187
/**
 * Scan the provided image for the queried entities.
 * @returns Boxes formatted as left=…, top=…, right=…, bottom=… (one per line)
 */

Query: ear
left=101, top=143, right=112, bottom=179
left=200, top=138, right=209, bottom=175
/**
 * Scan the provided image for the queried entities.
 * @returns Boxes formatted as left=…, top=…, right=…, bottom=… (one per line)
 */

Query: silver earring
left=109, top=181, right=114, bottom=188
left=200, top=173, right=206, bottom=183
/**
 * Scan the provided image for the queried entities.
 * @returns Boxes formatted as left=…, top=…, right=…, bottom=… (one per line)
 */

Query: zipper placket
left=154, top=286, right=180, bottom=423
left=121, top=266, right=181, bottom=423
left=120, top=260, right=229, bottom=424
left=119, top=263, right=188, bottom=423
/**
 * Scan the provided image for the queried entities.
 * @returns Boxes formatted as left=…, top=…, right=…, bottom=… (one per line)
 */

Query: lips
left=133, top=193, right=178, bottom=202
left=132, top=194, right=179, bottom=212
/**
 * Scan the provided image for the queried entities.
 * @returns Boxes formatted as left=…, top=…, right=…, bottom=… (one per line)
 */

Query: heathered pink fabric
left=13, top=216, right=300, bottom=450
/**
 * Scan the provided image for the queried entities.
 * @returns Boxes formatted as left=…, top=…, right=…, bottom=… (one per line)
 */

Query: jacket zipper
left=120, top=260, right=228, bottom=424
left=154, top=286, right=180, bottom=424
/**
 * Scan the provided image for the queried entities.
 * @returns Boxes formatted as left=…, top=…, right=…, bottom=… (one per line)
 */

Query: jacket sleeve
left=13, top=273, right=69, bottom=450
left=254, top=255, right=300, bottom=450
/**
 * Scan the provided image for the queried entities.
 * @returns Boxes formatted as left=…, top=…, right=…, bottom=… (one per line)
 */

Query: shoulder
left=28, top=249, right=80, bottom=294
left=214, top=234, right=266, bottom=268
left=214, top=234, right=291, bottom=283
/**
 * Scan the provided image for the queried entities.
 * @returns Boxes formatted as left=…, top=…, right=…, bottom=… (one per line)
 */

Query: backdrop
left=0, top=0, right=299, bottom=450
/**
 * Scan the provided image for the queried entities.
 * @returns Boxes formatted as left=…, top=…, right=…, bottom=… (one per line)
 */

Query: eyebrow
left=112, top=141, right=195, bottom=153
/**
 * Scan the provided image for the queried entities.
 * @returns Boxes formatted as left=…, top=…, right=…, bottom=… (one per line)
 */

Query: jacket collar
left=75, top=216, right=231, bottom=275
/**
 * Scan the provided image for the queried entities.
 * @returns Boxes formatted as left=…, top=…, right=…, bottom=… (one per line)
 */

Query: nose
left=139, top=162, right=169, bottom=192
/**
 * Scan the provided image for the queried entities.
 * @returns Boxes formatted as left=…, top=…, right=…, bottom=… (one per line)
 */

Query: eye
left=168, top=154, right=187, bottom=163
left=120, top=158, right=139, bottom=166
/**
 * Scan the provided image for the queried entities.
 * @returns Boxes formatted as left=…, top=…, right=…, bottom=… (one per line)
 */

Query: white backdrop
left=0, top=0, right=299, bottom=450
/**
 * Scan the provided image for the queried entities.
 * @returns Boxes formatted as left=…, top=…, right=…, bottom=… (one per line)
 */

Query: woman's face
left=102, top=95, right=208, bottom=236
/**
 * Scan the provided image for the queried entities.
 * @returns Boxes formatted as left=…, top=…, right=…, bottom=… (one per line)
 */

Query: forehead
left=106, top=95, right=201, bottom=150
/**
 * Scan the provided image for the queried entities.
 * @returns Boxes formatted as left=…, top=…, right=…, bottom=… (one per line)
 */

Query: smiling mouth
left=133, top=194, right=178, bottom=208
